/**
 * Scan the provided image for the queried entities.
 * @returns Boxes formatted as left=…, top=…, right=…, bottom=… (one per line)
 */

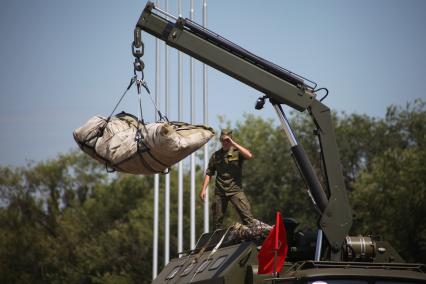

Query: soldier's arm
left=200, top=175, right=211, bottom=201
left=228, top=137, right=253, bottom=160
left=200, top=154, right=215, bottom=201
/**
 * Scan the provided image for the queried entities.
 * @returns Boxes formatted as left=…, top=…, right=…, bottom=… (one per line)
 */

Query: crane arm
left=135, top=1, right=352, bottom=260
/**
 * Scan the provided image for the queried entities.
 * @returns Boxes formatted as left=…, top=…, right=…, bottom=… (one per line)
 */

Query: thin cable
left=107, top=76, right=136, bottom=119
left=145, top=88, right=166, bottom=121
left=315, top=87, right=329, bottom=102
left=138, top=96, right=144, bottom=123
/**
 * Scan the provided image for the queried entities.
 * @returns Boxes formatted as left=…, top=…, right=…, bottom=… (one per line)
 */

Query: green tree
left=350, top=100, right=426, bottom=262
left=1, top=100, right=425, bottom=284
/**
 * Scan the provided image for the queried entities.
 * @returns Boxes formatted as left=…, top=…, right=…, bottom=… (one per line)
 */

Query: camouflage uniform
left=206, top=143, right=254, bottom=229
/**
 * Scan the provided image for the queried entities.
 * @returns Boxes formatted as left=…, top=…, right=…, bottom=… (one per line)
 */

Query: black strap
left=105, top=163, right=116, bottom=173
left=136, top=151, right=157, bottom=174
left=136, top=139, right=170, bottom=174
left=138, top=79, right=168, bottom=122
left=99, top=77, right=137, bottom=139
left=108, top=76, right=136, bottom=121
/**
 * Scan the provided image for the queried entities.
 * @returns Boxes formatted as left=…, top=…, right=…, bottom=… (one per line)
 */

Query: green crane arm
left=135, top=1, right=352, bottom=260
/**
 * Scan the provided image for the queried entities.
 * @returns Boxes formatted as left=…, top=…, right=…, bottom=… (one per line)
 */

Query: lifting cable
left=87, top=30, right=171, bottom=174
left=104, top=36, right=170, bottom=138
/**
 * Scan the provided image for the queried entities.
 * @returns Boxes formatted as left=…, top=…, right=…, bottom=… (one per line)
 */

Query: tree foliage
left=0, top=100, right=425, bottom=283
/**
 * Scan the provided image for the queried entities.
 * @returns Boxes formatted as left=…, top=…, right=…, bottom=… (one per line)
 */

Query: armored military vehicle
left=131, top=2, right=426, bottom=283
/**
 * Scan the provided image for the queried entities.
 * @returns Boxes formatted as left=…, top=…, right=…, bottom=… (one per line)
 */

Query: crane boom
left=135, top=1, right=352, bottom=260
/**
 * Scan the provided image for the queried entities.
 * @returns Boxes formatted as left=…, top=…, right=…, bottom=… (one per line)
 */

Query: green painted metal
left=133, top=2, right=426, bottom=283
left=136, top=2, right=351, bottom=259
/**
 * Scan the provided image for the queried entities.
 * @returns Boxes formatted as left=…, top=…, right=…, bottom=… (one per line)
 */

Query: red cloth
left=257, top=212, right=288, bottom=274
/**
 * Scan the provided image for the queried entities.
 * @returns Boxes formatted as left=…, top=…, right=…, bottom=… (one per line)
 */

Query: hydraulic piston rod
left=272, top=103, right=328, bottom=212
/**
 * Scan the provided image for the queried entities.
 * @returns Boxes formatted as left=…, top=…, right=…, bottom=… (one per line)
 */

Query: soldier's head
left=220, top=129, right=233, bottom=150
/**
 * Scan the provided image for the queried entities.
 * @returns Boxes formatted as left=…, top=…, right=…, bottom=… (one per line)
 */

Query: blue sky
left=1, top=0, right=425, bottom=166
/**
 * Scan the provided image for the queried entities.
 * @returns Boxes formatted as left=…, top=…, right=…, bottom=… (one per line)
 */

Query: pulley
left=343, top=236, right=376, bottom=261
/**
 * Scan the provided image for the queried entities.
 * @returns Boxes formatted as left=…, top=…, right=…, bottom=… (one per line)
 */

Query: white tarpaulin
left=73, top=112, right=215, bottom=175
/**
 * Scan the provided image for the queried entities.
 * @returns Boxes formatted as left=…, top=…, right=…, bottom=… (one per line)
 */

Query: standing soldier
left=200, top=129, right=254, bottom=229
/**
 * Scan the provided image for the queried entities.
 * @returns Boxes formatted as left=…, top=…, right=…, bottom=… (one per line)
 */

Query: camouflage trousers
left=212, top=191, right=254, bottom=230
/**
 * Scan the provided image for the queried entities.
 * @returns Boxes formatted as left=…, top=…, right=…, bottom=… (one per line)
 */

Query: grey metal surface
left=273, top=104, right=298, bottom=147
left=314, top=229, right=323, bottom=261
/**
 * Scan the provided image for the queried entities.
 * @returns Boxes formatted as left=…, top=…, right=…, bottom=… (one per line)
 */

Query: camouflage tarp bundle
left=73, top=112, right=215, bottom=175
left=227, top=219, right=273, bottom=245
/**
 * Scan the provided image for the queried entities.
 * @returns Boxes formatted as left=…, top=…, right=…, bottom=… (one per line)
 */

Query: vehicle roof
left=279, top=261, right=426, bottom=282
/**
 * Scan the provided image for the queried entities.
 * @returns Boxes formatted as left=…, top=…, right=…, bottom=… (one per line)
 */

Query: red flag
left=257, top=212, right=288, bottom=274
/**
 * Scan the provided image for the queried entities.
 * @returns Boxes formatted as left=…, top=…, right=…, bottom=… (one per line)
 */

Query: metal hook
left=134, top=27, right=142, bottom=48
left=132, top=40, right=144, bottom=58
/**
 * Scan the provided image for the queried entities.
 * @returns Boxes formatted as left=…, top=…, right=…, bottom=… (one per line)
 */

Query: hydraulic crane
left=129, top=2, right=426, bottom=284
left=134, top=1, right=351, bottom=261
